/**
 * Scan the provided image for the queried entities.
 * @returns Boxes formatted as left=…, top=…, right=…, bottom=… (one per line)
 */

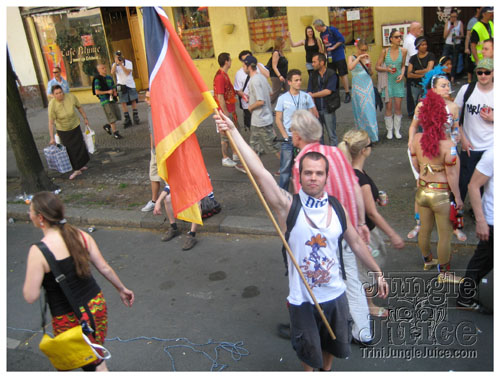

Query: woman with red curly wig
left=409, top=75, right=463, bottom=284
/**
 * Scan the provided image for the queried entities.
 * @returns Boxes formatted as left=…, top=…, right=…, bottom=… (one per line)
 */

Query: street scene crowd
left=17, top=6, right=494, bottom=372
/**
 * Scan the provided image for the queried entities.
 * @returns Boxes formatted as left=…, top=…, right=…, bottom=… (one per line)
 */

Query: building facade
left=9, top=6, right=439, bottom=107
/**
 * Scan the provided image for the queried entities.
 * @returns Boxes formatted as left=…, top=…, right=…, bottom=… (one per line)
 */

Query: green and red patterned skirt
left=51, top=291, right=108, bottom=364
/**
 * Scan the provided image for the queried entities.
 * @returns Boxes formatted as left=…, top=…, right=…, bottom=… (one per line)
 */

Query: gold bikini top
left=420, top=163, right=445, bottom=176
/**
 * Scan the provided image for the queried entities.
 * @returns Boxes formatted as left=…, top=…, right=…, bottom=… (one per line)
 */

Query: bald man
left=403, top=22, right=423, bottom=118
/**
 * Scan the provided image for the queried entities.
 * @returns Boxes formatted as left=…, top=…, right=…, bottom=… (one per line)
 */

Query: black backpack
left=91, top=75, right=109, bottom=98
left=459, top=81, right=477, bottom=127
left=310, top=68, right=341, bottom=113
left=282, top=194, right=347, bottom=280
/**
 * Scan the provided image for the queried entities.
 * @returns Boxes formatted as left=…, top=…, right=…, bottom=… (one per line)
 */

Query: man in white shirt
left=402, top=22, right=423, bottom=118
left=214, top=110, right=388, bottom=372
left=111, top=51, right=139, bottom=128
left=234, top=50, right=269, bottom=131
left=454, top=58, right=494, bottom=203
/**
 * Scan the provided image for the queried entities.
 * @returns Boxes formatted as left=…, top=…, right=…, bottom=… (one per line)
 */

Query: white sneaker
left=234, top=163, right=246, bottom=174
left=222, top=157, right=237, bottom=167
left=141, top=200, right=155, bottom=212
left=232, top=154, right=240, bottom=162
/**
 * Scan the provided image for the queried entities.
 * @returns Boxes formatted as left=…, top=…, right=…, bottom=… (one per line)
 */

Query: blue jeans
left=442, top=44, right=462, bottom=80
left=410, top=82, right=423, bottom=107
left=279, top=140, right=294, bottom=190
left=319, top=110, right=337, bottom=146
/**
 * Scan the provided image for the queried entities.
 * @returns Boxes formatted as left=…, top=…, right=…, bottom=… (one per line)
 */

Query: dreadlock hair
left=418, top=89, right=447, bottom=158
left=420, top=65, right=447, bottom=99
left=32, top=191, right=91, bottom=277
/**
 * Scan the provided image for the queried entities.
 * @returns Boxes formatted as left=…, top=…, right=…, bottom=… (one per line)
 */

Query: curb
left=7, top=204, right=277, bottom=236
left=7, top=203, right=478, bottom=247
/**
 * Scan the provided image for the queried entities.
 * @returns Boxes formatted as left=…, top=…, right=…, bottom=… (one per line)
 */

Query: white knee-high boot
left=394, top=114, right=403, bottom=139
left=384, top=115, right=394, bottom=140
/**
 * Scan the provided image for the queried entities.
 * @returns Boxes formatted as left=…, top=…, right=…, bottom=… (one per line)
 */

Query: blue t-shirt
left=47, top=77, right=70, bottom=95
left=275, top=91, right=315, bottom=136
left=320, top=26, right=345, bottom=62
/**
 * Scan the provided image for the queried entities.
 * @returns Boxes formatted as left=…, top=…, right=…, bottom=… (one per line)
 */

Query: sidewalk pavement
left=7, top=82, right=479, bottom=247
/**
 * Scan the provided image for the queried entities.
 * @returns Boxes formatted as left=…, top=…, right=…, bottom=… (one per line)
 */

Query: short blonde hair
left=289, top=110, right=322, bottom=143
left=338, top=129, right=370, bottom=163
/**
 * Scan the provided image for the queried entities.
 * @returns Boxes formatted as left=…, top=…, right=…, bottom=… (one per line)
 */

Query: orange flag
left=143, top=7, right=217, bottom=224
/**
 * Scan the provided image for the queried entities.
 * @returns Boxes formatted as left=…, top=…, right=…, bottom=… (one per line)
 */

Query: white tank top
left=287, top=206, right=346, bottom=306
left=445, top=21, right=462, bottom=45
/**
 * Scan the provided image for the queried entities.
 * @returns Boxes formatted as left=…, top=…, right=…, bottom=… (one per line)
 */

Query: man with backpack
left=289, top=110, right=373, bottom=345
left=454, top=58, right=494, bottom=204
left=313, top=19, right=351, bottom=103
left=308, top=53, right=341, bottom=146
left=214, top=110, right=387, bottom=371
left=93, top=63, right=123, bottom=139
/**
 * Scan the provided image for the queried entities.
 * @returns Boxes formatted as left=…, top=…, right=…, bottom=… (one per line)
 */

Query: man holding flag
left=214, top=110, right=388, bottom=371
left=142, top=6, right=217, bottom=226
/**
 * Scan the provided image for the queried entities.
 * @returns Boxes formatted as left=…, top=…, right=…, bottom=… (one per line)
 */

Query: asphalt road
left=6, top=223, right=493, bottom=371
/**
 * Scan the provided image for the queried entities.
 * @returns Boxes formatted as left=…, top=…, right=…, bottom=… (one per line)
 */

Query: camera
left=115, top=50, right=124, bottom=62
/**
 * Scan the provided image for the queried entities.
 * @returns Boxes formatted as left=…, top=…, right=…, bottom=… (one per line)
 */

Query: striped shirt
left=292, top=143, right=359, bottom=227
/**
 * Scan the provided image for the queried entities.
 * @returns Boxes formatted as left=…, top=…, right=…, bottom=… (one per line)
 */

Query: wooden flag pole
left=216, top=110, right=336, bottom=340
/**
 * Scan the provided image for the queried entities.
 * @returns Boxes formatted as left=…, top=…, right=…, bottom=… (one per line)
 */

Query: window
left=328, top=7, right=374, bottom=45
left=173, top=7, right=214, bottom=59
left=247, top=7, right=288, bottom=53
left=32, top=8, right=110, bottom=89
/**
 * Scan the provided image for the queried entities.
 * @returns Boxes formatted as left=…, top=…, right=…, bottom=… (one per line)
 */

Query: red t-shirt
left=213, top=69, right=236, bottom=114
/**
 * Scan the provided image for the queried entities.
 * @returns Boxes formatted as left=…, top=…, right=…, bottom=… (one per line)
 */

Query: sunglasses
left=53, top=71, right=60, bottom=74
left=365, top=142, right=373, bottom=148
left=392, top=35, right=402, bottom=39
left=476, top=70, right=492, bottom=76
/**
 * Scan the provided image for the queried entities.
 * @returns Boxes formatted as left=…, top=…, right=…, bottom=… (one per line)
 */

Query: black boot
left=123, top=112, right=132, bottom=128
left=133, top=110, right=140, bottom=125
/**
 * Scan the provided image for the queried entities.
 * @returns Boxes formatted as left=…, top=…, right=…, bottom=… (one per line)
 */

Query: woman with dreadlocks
left=409, top=68, right=463, bottom=283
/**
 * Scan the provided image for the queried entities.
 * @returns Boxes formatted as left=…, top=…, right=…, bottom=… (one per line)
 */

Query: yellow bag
left=39, top=325, right=110, bottom=371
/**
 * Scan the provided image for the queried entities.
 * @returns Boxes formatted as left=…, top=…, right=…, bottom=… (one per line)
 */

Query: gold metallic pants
left=415, top=186, right=453, bottom=265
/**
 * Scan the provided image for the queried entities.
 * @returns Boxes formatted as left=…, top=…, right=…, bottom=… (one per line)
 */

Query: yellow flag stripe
left=177, top=203, right=203, bottom=225
left=156, top=91, right=217, bottom=183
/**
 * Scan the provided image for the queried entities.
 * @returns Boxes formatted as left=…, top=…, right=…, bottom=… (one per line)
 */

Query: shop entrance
left=101, top=7, right=147, bottom=90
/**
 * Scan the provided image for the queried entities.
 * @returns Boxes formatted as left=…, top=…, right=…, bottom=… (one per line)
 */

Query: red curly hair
left=419, top=89, right=447, bottom=158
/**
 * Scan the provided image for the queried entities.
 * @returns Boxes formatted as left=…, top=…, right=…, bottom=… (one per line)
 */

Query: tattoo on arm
left=279, top=188, right=293, bottom=204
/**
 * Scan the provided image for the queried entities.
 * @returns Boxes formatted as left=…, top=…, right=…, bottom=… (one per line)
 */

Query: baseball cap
left=475, top=58, right=494, bottom=71
left=483, top=7, right=493, bottom=13
left=242, top=55, right=257, bottom=66
left=115, top=50, right=122, bottom=56
left=414, top=36, right=427, bottom=48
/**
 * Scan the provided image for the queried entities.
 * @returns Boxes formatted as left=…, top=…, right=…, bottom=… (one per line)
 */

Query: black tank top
left=305, top=42, right=320, bottom=63
left=269, top=50, right=288, bottom=78
left=42, top=256, right=100, bottom=316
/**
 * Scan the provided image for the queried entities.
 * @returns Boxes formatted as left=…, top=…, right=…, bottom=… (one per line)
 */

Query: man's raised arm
left=214, top=112, right=292, bottom=226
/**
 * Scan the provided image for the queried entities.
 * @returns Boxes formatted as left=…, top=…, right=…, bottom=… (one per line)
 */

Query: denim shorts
left=118, top=86, right=138, bottom=104
left=288, top=293, right=352, bottom=369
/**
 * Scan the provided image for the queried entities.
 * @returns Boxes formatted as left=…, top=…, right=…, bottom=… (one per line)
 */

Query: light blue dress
left=351, top=58, right=378, bottom=142
left=384, top=47, right=405, bottom=98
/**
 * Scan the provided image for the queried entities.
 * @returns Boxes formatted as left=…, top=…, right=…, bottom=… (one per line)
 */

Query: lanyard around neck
left=289, top=91, right=301, bottom=109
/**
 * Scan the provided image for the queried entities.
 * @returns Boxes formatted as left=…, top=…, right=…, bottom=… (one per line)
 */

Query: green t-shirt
left=94, top=75, right=116, bottom=105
